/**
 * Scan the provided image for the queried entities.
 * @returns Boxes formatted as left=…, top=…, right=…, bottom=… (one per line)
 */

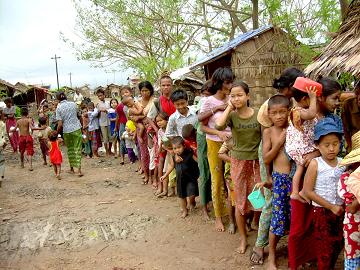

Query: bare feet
left=267, top=259, right=278, bottom=270
left=167, top=191, right=175, bottom=197
left=215, top=217, right=225, bottom=232
left=236, top=237, right=248, bottom=254
left=56, top=174, right=61, bottom=180
left=181, top=209, right=188, bottom=218
left=21, top=163, right=24, bottom=168
left=157, top=191, right=167, bottom=198
left=203, top=208, right=211, bottom=221
left=67, top=169, right=75, bottom=174
left=29, top=167, right=33, bottom=171
left=43, top=161, right=47, bottom=166
left=228, top=223, right=236, bottom=234
left=250, top=247, right=264, bottom=265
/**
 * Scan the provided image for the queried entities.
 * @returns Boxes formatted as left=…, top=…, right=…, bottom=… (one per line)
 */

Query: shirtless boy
left=258, top=94, right=291, bottom=270
left=16, top=108, right=36, bottom=170
left=122, top=96, right=145, bottom=141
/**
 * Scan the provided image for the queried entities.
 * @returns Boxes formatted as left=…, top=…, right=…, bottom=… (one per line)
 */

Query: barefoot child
left=48, top=131, right=63, bottom=179
left=285, top=77, right=322, bottom=202
left=87, top=102, right=101, bottom=158
left=338, top=131, right=360, bottom=270
left=160, top=136, right=199, bottom=218
left=0, top=110, right=6, bottom=186
left=218, top=137, right=236, bottom=235
left=257, top=94, right=291, bottom=270
left=303, top=117, right=344, bottom=269
left=37, top=116, right=52, bottom=165
left=216, top=80, right=261, bottom=254
left=121, top=121, right=138, bottom=163
left=96, top=89, right=111, bottom=156
left=81, top=107, right=91, bottom=158
left=16, top=107, right=36, bottom=171
left=108, top=98, right=119, bottom=157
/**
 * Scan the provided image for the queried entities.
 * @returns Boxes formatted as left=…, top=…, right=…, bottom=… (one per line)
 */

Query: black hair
left=317, top=76, right=341, bottom=97
left=231, top=80, right=250, bottom=106
left=21, top=107, right=29, bottom=116
left=201, top=80, right=212, bottom=93
left=273, top=67, right=305, bottom=91
left=171, top=136, right=185, bottom=146
left=155, top=111, right=169, bottom=122
left=38, top=116, right=47, bottom=126
left=56, top=91, right=67, bottom=101
left=42, top=104, right=49, bottom=109
left=48, top=131, right=58, bottom=142
left=160, top=75, right=172, bottom=84
left=138, top=81, right=154, bottom=96
left=292, top=88, right=309, bottom=102
left=209, top=67, right=234, bottom=95
left=121, top=85, right=132, bottom=92
left=182, top=124, right=196, bottom=139
left=4, top=97, right=13, bottom=104
left=110, top=98, right=119, bottom=106
left=315, top=132, right=342, bottom=144
left=268, top=94, right=290, bottom=109
left=96, top=88, right=105, bottom=95
left=170, top=89, right=188, bottom=103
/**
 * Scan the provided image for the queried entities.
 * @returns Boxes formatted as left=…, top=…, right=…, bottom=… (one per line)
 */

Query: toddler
left=0, top=111, right=6, bottom=186
left=48, top=131, right=63, bottom=179
left=161, top=136, right=199, bottom=218
left=87, top=102, right=102, bottom=158
left=108, top=98, right=119, bottom=157
left=121, top=121, right=138, bottom=164
left=37, top=116, right=52, bottom=165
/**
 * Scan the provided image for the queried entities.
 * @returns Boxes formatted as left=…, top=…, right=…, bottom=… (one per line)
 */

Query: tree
left=65, top=0, right=348, bottom=80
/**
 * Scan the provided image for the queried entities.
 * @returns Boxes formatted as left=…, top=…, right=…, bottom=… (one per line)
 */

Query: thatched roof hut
left=305, top=0, right=360, bottom=77
left=0, top=79, right=22, bottom=97
left=13, top=83, right=51, bottom=107
left=189, top=25, right=308, bottom=107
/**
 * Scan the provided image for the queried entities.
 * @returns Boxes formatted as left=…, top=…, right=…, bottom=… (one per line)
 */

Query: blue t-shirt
left=108, top=108, right=117, bottom=136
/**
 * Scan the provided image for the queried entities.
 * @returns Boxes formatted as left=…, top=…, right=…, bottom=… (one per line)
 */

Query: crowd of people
left=0, top=67, right=360, bottom=270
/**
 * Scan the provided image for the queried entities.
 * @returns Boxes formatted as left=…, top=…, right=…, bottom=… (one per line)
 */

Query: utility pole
left=51, top=54, right=61, bottom=90
left=69, top=72, right=72, bottom=88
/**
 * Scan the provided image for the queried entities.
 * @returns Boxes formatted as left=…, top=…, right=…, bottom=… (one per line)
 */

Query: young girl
left=216, top=80, right=261, bottom=254
left=338, top=131, right=360, bottom=270
left=0, top=111, right=6, bottom=186
left=108, top=98, right=119, bottom=157
left=3, top=98, right=19, bottom=152
left=48, top=131, right=63, bottom=180
left=37, top=116, right=52, bottom=165
left=160, top=136, right=199, bottom=218
left=81, top=106, right=91, bottom=158
left=303, top=117, right=344, bottom=270
left=285, top=77, right=322, bottom=202
left=145, top=119, right=159, bottom=187
left=87, top=102, right=101, bottom=158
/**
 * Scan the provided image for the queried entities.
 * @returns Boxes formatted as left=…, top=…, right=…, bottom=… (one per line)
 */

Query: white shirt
left=165, top=107, right=198, bottom=138
left=312, top=157, right=345, bottom=207
left=73, top=92, right=84, bottom=105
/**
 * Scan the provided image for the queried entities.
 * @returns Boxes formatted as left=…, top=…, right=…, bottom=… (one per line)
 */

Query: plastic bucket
left=247, top=187, right=265, bottom=209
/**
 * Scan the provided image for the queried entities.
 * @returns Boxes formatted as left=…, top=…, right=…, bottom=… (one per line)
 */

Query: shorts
left=19, top=135, right=34, bottom=156
left=100, top=125, right=111, bottom=143
left=270, top=171, right=292, bottom=237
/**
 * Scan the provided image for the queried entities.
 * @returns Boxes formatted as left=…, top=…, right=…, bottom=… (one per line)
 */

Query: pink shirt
left=200, top=95, right=231, bottom=142
left=347, top=166, right=360, bottom=202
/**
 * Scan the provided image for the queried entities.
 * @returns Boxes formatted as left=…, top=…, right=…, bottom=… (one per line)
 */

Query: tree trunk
left=252, top=0, right=259, bottom=29
left=339, top=0, right=349, bottom=21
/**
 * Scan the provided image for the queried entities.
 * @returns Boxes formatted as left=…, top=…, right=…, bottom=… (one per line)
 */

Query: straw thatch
left=305, top=0, right=360, bottom=77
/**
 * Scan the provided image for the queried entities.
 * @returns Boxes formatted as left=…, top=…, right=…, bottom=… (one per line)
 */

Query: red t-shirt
left=184, top=139, right=197, bottom=157
left=116, top=103, right=127, bottom=128
left=160, top=95, right=176, bottom=116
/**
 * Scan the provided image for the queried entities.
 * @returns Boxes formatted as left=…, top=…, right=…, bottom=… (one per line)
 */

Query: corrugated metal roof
left=190, top=25, right=273, bottom=69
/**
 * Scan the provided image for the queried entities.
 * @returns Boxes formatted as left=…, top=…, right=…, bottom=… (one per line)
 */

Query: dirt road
left=0, top=148, right=340, bottom=270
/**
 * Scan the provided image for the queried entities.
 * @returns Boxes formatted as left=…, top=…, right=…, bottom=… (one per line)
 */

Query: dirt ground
left=0, top=146, right=343, bottom=270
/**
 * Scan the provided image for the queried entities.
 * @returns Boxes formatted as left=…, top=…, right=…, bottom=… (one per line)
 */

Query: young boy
left=0, top=110, right=6, bottom=186
left=17, top=107, right=36, bottom=170
left=37, top=116, right=52, bottom=165
left=165, top=89, right=198, bottom=138
left=258, top=94, right=291, bottom=270
left=96, top=89, right=111, bottom=156
left=88, top=102, right=101, bottom=158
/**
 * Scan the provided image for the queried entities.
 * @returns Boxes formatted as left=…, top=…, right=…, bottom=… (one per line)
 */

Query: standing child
left=121, top=121, right=138, bottom=164
left=218, top=137, right=236, bottom=234
left=96, top=89, right=111, bottom=156
left=48, top=131, right=63, bottom=179
left=216, top=81, right=261, bottom=254
left=155, top=112, right=170, bottom=196
left=338, top=131, right=360, bottom=270
left=145, top=119, right=159, bottom=187
left=3, top=98, right=19, bottom=152
left=160, top=136, right=199, bottom=218
left=108, top=98, right=119, bottom=157
left=256, top=94, right=291, bottom=270
left=87, top=102, right=101, bottom=158
left=37, top=116, right=52, bottom=165
left=81, top=106, right=91, bottom=158
left=285, top=77, right=322, bottom=202
left=303, top=117, right=345, bottom=269
left=16, top=107, right=36, bottom=171
left=0, top=110, right=7, bottom=186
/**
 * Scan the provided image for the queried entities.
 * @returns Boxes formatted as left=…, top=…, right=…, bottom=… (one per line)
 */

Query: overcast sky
left=0, top=0, right=130, bottom=89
